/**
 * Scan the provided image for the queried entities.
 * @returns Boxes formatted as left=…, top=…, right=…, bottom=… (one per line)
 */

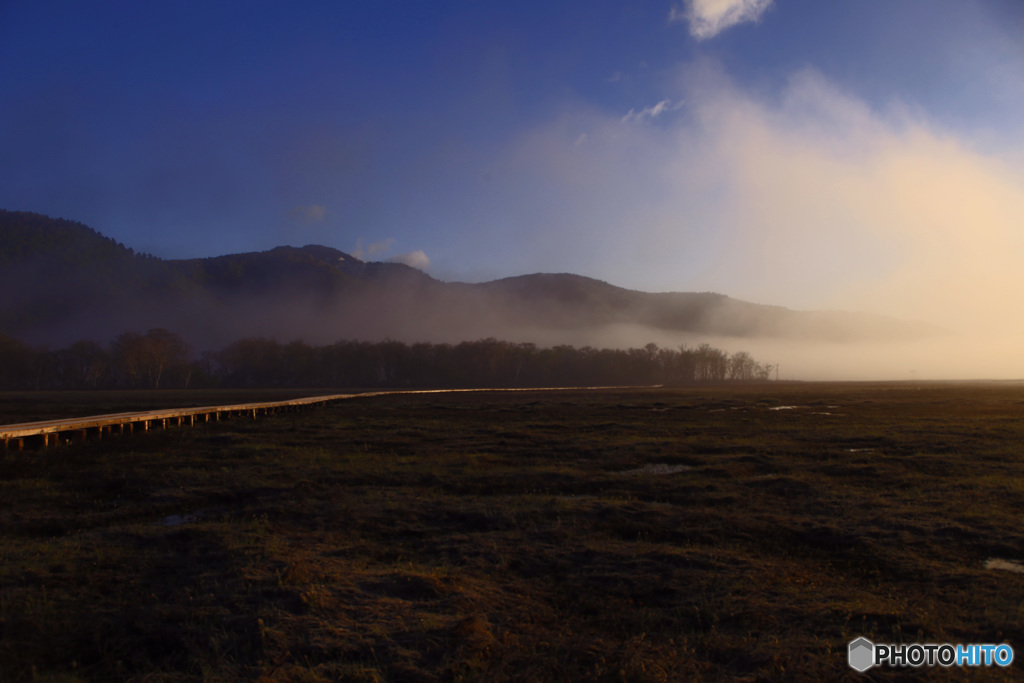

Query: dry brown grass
left=2, top=383, right=1023, bottom=680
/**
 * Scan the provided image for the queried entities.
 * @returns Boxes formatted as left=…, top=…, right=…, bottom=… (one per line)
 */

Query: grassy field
left=1, top=383, right=1023, bottom=681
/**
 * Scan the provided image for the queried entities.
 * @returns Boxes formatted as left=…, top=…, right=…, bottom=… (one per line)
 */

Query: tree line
left=0, top=330, right=775, bottom=390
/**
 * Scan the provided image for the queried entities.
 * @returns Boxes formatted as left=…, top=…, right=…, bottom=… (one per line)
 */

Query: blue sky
left=4, top=0, right=1024, bottom=342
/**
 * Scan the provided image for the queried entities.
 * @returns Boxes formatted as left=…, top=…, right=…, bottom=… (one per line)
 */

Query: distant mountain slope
left=0, top=210, right=202, bottom=340
left=474, top=273, right=934, bottom=341
left=0, top=210, right=937, bottom=347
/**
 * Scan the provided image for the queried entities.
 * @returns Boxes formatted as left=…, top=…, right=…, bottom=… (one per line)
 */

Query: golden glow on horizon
left=511, top=65, right=1024, bottom=339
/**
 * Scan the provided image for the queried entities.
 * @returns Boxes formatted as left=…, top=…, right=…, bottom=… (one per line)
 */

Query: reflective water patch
left=162, top=511, right=204, bottom=527
left=619, top=463, right=694, bottom=475
left=985, top=558, right=1024, bottom=574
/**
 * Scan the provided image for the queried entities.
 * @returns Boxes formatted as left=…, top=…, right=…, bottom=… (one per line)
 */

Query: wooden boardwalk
left=0, top=392, right=361, bottom=450
left=0, top=386, right=639, bottom=450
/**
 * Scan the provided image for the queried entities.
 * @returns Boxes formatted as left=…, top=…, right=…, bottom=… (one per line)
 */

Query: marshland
left=2, top=382, right=1023, bottom=681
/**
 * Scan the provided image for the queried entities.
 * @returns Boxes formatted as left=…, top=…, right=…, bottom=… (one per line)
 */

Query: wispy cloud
left=503, top=61, right=1024, bottom=346
left=351, top=239, right=429, bottom=271
left=674, top=68, right=1024, bottom=341
left=389, top=250, right=430, bottom=270
left=670, top=0, right=774, bottom=40
left=621, top=99, right=673, bottom=124
left=488, top=62, right=1024, bottom=377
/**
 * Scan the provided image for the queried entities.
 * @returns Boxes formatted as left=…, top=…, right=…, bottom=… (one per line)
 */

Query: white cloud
left=389, top=250, right=430, bottom=270
left=351, top=240, right=429, bottom=270
left=670, top=0, right=774, bottom=40
left=622, top=98, right=673, bottom=123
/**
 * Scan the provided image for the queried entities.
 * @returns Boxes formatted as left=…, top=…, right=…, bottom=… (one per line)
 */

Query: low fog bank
left=468, top=323, right=1024, bottom=381
left=4, top=217, right=1010, bottom=380
left=16, top=297, right=1020, bottom=380
left=32, top=296, right=1010, bottom=381
left=728, top=335, right=1024, bottom=382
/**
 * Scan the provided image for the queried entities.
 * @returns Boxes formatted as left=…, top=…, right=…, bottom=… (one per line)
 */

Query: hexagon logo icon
left=848, top=637, right=875, bottom=672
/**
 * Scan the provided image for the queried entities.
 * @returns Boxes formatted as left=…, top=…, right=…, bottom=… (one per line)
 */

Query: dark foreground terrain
left=1, top=383, right=1023, bottom=681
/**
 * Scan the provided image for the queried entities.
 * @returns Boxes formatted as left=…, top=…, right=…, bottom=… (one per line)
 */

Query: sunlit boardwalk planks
left=0, top=393, right=361, bottom=450
left=0, top=386, right=643, bottom=450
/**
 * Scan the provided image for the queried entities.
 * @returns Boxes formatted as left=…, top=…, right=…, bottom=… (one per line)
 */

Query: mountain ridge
left=0, top=210, right=938, bottom=348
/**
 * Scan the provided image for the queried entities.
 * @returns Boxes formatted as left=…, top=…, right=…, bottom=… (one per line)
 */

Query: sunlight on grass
left=2, top=384, right=1024, bottom=680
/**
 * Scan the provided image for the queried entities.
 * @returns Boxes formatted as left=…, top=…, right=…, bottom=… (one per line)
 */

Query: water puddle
left=162, top=511, right=204, bottom=527
left=619, top=463, right=694, bottom=475
left=984, top=558, right=1024, bottom=574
